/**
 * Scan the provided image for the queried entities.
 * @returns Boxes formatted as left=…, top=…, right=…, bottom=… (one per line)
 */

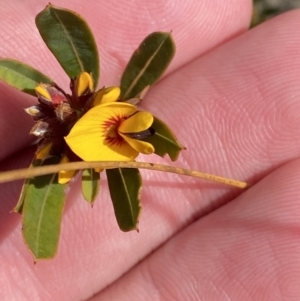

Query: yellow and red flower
left=26, top=71, right=155, bottom=183
left=65, top=102, right=155, bottom=161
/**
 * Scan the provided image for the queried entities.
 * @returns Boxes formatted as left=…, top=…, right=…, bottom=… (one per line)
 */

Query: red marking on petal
left=102, top=115, right=128, bottom=146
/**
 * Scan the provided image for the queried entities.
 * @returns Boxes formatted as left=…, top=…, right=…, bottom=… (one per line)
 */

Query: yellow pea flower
left=65, top=102, right=155, bottom=162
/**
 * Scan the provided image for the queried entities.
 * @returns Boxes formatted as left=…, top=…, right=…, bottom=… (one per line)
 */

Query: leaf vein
left=123, top=35, right=169, bottom=99
left=119, top=169, right=134, bottom=222
left=35, top=173, right=56, bottom=256
left=156, top=132, right=179, bottom=148
left=52, top=10, right=84, bottom=72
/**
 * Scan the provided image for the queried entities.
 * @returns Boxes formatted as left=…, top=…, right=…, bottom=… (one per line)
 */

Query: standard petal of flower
left=65, top=103, right=138, bottom=161
left=58, top=155, right=76, bottom=184
left=93, top=86, right=120, bottom=106
left=119, top=111, right=153, bottom=133
left=120, top=133, right=154, bottom=154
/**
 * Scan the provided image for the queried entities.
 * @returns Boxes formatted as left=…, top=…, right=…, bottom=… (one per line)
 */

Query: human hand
left=1, top=1, right=300, bottom=300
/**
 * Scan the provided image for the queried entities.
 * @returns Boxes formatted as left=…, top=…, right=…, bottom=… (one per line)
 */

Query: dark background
left=252, top=0, right=300, bottom=26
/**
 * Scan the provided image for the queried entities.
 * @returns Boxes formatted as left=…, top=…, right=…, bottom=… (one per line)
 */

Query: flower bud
left=30, top=121, right=49, bottom=137
left=24, top=105, right=46, bottom=119
left=75, top=72, right=94, bottom=97
left=55, top=103, right=76, bottom=123
left=35, top=84, right=67, bottom=106
left=93, top=86, right=120, bottom=106
left=35, top=142, right=52, bottom=160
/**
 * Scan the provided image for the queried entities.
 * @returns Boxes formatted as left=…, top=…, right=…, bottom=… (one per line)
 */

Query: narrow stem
left=0, top=161, right=248, bottom=188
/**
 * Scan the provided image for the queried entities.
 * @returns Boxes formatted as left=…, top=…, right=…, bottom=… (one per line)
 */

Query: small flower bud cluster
left=25, top=72, right=94, bottom=157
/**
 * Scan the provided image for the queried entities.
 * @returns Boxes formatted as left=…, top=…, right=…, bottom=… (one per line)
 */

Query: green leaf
left=0, top=59, right=53, bottom=96
left=120, top=32, right=175, bottom=100
left=82, top=169, right=100, bottom=205
left=22, top=156, right=66, bottom=261
left=36, top=4, right=99, bottom=86
left=13, top=159, right=46, bottom=214
left=106, top=168, right=142, bottom=232
left=13, top=179, right=28, bottom=214
left=142, top=116, right=185, bottom=161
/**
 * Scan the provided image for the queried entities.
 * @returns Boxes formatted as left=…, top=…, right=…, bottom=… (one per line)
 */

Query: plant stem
left=0, top=161, right=248, bottom=188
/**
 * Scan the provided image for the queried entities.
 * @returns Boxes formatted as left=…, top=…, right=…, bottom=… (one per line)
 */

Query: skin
left=0, top=0, right=300, bottom=300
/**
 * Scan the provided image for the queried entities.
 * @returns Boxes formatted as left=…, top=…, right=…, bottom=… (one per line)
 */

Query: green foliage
left=22, top=157, right=66, bottom=260
left=0, top=59, right=53, bottom=96
left=36, top=4, right=100, bottom=85
left=3, top=4, right=181, bottom=260
left=142, top=117, right=185, bottom=161
left=106, top=168, right=142, bottom=231
left=82, top=169, right=100, bottom=205
left=120, top=32, right=175, bottom=100
left=13, top=159, right=47, bottom=214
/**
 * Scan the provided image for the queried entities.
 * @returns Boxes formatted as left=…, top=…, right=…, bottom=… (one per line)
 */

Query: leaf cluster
left=0, top=4, right=181, bottom=260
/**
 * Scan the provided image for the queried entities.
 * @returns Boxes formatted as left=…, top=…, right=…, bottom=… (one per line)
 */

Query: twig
left=0, top=161, right=248, bottom=188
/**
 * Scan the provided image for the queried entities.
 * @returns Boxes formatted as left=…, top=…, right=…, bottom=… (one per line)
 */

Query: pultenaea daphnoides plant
left=0, top=4, right=247, bottom=261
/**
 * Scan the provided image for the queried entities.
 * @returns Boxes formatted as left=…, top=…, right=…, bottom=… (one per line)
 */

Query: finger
left=93, top=157, right=300, bottom=301
left=72, top=10, right=300, bottom=297
left=0, top=8, right=295, bottom=301
left=0, top=0, right=251, bottom=159
left=141, top=9, right=300, bottom=213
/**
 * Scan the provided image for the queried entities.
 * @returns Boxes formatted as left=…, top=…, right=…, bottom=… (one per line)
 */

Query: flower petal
left=119, top=111, right=153, bottom=133
left=94, top=86, right=120, bottom=106
left=58, top=155, right=76, bottom=184
left=65, top=103, right=139, bottom=161
left=120, top=133, right=154, bottom=154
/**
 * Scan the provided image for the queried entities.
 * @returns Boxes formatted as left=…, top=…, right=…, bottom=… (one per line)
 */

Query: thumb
left=94, top=157, right=300, bottom=301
